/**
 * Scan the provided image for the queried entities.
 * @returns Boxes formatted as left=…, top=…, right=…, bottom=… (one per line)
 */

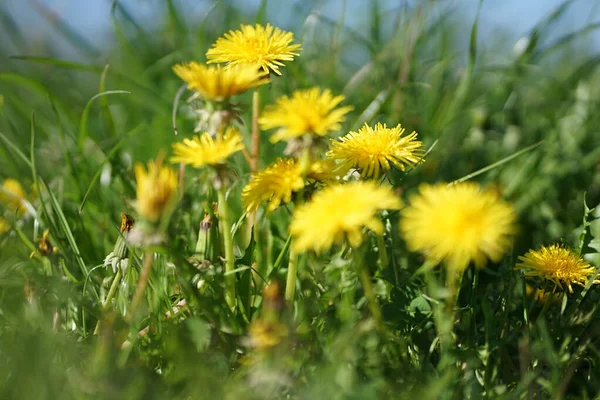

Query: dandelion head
left=290, top=181, right=402, bottom=253
left=171, top=127, right=245, bottom=168
left=259, top=87, right=353, bottom=143
left=173, top=62, right=269, bottom=102
left=242, top=158, right=305, bottom=213
left=0, top=178, right=28, bottom=215
left=516, top=244, right=597, bottom=293
left=134, top=160, right=178, bottom=223
left=400, top=182, right=517, bottom=272
left=327, top=122, right=424, bottom=178
left=206, top=23, right=301, bottom=75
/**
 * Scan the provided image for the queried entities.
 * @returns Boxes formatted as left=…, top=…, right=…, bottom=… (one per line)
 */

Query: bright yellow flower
left=327, top=122, right=424, bottom=178
left=259, top=88, right=353, bottom=143
left=0, top=178, right=28, bottom=215
left=516, top=244, right=598, bottom=293
left=173, top=62, right=269, bottom=102
left=400, top=182, right=517, bottom=272
left=290, top=181, right=402, bottom=253
left=206, top=23, right=301, bottom=75
left=134, top=160, right=178, bottom=223
left=171, top=127, right=244, bottom=168
left=242, top=158, right=304, bottom=213
left=0, top=218, right=9, bottom=234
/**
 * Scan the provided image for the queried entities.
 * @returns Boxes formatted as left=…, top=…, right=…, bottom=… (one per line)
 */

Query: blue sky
left=3, top=0, right=599, bottom=57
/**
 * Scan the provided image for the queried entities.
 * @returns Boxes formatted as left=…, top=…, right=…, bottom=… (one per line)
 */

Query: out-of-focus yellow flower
left=206, top=23, right=301, bottom=75
left=517, top=244, right=598, bottom=293
left=173, top=62, right=269, bottom=102
left=171, top=127, right=244, bottom=168
left=290, top=181, right=402, bottom=253
left=0, top=218, right=9, bottom=235
left=400, top=182, right=517, bottom=273
left=134, top=160, right=178, bottom=223
left=259, top=88, right=353, bottom=143
left=305, top=158, right=340, bottom=183
left=327, top=122, right=424, bottom=178
left=247, top=318, right=289, bottom=350
left=0, top=178, right=28, bottom=215
left=242, top=158, right=304, bottom=213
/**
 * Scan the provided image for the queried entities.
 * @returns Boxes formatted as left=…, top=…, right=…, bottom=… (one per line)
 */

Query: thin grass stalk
left=353, top=245, right=384, bottom=331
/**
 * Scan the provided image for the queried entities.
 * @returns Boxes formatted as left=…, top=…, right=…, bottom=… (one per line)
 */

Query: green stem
left=218, top=187, right=236, bottom=310
left=128, top=251, right=154, bottom=320
left=354, top=246, right=383, bottom=331
left=285, top=245, right=298, bottom=303
left=376, top=233, right=388, bottom=269
left=94, top=267, right=123, bottom=335
left=250, top=89, right=260, bottom=173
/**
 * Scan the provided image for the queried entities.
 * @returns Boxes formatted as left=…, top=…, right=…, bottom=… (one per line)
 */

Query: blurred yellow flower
left=290, top=181, right=401, bottom=253
left=134, top=160, right=178, bottom=223
left=0, top=178, right=28, bottom=215
left=206, top=23, right=301, bottom=75
left=0, top=218, right=9, bottom=234
left=173, top=62, right=269, bottom=102
left=259, top=87, right=353, bottom=143
left=247, top=318, right=289, bottom=350
left=517, top=244, right=598, bottom=293
left=327, top=122, right=424, bottom=178
left=400, top=182, right=517, bottom=272
left=305, top=158, right=340, bottom=183
left=242, top=158, right=304, bottom=213
left=171, top=127, right=244, bottom=168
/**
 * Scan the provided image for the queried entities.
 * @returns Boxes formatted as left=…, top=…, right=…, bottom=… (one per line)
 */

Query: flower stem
left=128, top=251, right=153, bottom=320
left=94, top=268, right=122, bottom=334
left=354, top=245, right=384, bottom=331
left=250, top=88, right=260, bottom=173
left=376, top=233, right=389, bottom=269
left=218, top=187, right=236, bottom=310
left=285, top=245, right=298, bottom=303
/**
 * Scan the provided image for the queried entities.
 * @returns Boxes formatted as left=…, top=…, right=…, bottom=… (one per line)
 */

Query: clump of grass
left=1, top=1, right=600, bottom=399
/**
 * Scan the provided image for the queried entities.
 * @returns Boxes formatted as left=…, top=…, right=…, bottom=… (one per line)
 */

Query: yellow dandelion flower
left=206, top=23, right=301, bottom=75
left=259, top=87, right=353, bottom=143
left=247, top=318, right=289, bottom=350
left=327, top=122, right=424, bottom=178
left=516, top=244, right=598, bottom=293
left=0, top=218, right=9, bottom=234
left=305, top=158, right=340, bottom=183
left=399, top=182, right=517, bottom=272
left=0, top=178, right=28, bottom=215
left=171, top=127, right=244, bottom=168
left=242, top=158, right=304, bottom=213
left=290, top=181, right=402, bottom=253
left=173, top=62, right=269, bottom=102
left=134, top=160, right=178, bottom=223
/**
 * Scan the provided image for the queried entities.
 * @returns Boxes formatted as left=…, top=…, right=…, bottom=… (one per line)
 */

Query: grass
left=1, top=0, right=600, bottom=398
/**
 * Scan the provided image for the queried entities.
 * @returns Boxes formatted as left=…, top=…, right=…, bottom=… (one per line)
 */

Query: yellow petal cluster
left=242, top=158, right=304, bottom=213
left=516, top=244, right=597, bottom=292
left=259, top=87, right=353, bottom=143
left=134, top=160, right=178, bottom=223
left=327, top=122, right=424, bottom=178
left=400, top=182, right=517, bottom=272
left=173, top=62, right=269, bottom=102
left=171, top=127, right=244, bottom=168
left=0, top=178, right=28, bottom=216
left=206, top=23, right=301, bottom=75
left=290, top=181, right=402, bottom=253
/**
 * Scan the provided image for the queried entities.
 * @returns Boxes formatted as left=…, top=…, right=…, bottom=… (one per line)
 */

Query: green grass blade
left=78, top=90, right=130, bottom=150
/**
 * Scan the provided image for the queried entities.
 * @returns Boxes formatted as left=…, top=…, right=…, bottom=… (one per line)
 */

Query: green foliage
left=1, top=1, right=600, bottom=399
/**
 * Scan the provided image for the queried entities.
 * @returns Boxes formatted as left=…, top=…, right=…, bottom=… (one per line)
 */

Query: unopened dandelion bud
left=104, top=213, right=135, bottom=274
left=195, top=212, right=219, bottom=264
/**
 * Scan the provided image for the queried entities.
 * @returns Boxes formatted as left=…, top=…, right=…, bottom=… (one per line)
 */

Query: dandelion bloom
left=0, top=218, right=8, bottom=234
left=516, top=244, right=598, bottom=292
left=260, top=88, right=353, bottom=143
left=327, top=122, right=424, bottom=178
left=290, top=181, right=402, bottom=253
left=305, top=158, right=340, bottom=183
left=400, top=182, right=517, bottom=272
left=173, top=62, right=269, bottom=102
left=0, top=178, right=28, bottom=215
left=171, top=127, right=244, bottom=168
left=242, top=158, right=304, bottom=213
left=206, top=23, right=301, bottom=75
left=134, top=160, right=178, bottom=223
